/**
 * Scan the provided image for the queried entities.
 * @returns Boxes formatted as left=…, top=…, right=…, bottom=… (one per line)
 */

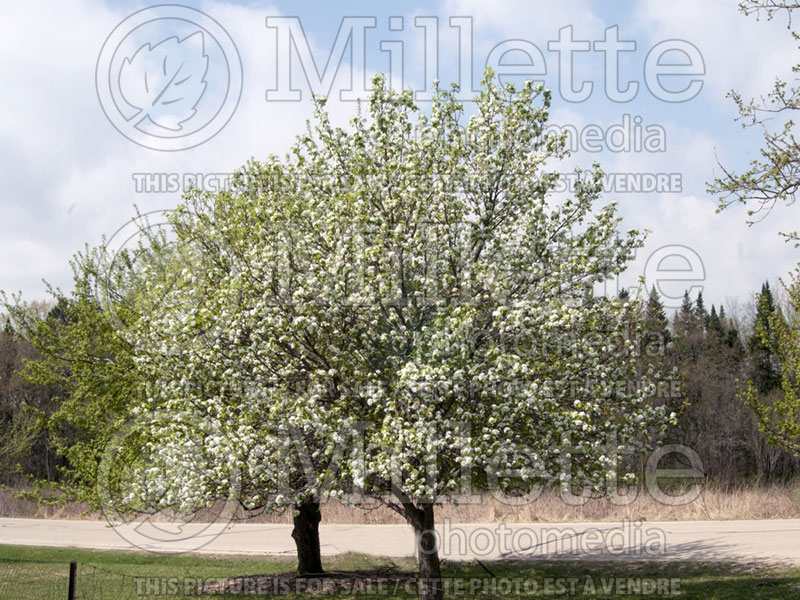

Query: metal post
left=67, top=561, right=77, bottom=600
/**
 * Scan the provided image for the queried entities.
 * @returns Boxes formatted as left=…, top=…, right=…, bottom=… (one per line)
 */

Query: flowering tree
left=128, top=72, right=671, bottom=600
left=709, top=1, right=800, bottom=238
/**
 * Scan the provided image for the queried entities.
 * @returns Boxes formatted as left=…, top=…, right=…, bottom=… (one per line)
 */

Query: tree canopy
left=121, top=72, right=673, bottom=599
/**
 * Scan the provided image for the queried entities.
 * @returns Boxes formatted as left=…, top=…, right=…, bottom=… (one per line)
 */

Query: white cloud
left=0, top=0, right=370, bottom=300
left=1, top=0, right=798, bottom=313
left=632, top=0, right=798, bottom=99
left=441, top=0, right=605, bottom=39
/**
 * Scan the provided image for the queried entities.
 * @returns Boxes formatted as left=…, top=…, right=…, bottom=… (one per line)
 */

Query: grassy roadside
left=1, top=544, right=799, bottom=599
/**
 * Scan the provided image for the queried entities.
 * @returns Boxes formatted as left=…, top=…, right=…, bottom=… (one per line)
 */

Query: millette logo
left=96, top=4, right=242, bottom=151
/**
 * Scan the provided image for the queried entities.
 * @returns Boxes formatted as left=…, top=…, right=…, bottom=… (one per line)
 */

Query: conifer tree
left=642, top=286, right=671, bottom=358
left=695, top=291, right=708, bottom=327
left=750, top=282, right=781, bottom=394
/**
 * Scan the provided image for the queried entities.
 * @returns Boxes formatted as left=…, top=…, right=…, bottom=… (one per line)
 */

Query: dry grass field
left=2, top=484, right=799, bottom=524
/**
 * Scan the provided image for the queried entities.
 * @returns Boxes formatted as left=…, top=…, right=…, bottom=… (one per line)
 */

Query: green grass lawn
left=1, top=544, right=799, bottom=599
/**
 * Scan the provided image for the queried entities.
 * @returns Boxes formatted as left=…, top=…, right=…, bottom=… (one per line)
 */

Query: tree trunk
left=291, top=499, right=323, bottom=575
left=410, top=503, right=443, bottom=600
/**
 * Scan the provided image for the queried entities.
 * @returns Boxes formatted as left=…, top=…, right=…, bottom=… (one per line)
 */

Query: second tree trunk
left=410, top=503, right=443, bottom=600
left=291, top=499, right=323, bottom=575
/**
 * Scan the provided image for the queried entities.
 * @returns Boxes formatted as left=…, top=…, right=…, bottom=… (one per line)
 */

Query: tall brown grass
left=2, top=484, right=799, bottom=523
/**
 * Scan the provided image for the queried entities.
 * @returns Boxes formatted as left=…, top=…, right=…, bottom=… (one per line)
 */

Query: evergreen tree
left=709, top=305, right=722, bottom=334
left=719, top=305, right=744, bottom=354
left=750, top=282, right=781, bottom=394
left=642, top=286, right=671, bottom=356
left=695, top=291, right=708, bottom=326
left=680, top=291, right=693, bottom=315
left=673, top=291, right=701, bottom=362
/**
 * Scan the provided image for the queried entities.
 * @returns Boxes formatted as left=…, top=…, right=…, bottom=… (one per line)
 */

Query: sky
left=2, top=0, right=800, bottom=315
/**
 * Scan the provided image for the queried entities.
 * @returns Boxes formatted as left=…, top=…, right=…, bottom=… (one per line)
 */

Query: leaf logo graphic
left=97, top=5, right=242, bottom=150
left=119, top=32, right=209, bottom=132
